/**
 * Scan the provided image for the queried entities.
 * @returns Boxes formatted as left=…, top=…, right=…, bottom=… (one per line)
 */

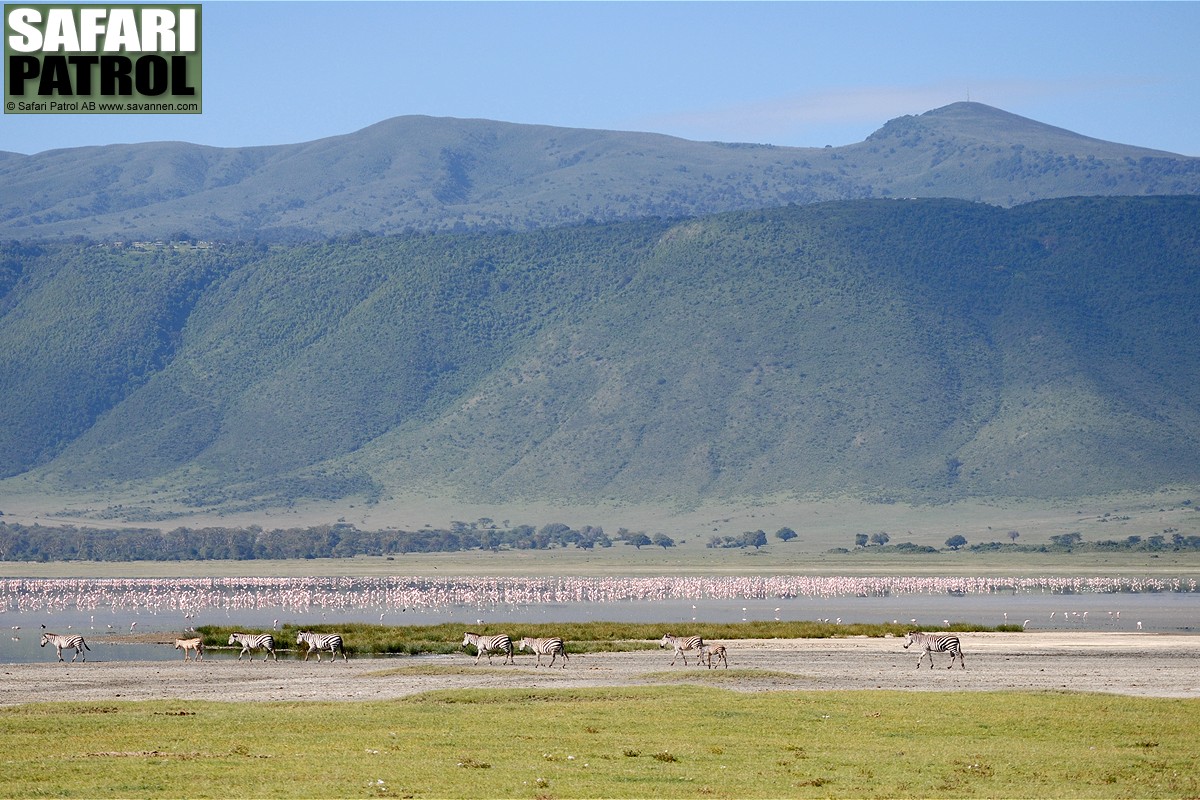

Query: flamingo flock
left=0, top=575, right=1194, bottom=618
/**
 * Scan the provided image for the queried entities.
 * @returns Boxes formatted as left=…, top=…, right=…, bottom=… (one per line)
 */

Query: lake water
left=3, top=575, right=1197, bottom=663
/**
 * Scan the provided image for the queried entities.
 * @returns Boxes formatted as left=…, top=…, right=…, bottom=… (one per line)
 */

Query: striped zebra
left=297, top=631, right=347, bottom=662
left=41, top=632, right=90, bottom=662
left=228, top=632, right=278, bottom=662
left=659, top=633, right=705, bottom=666
left=903, top=631, right=966, bottom=670
left=519, top=636, right=568, bottom=668
left=461, top=632, right=515, bottom=665
left=698, top=643, right=728, bottom=670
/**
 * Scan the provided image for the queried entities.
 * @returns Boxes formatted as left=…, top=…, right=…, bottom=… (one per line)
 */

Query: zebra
left=698, top=643, right=728, bottom=669
left=41, top=632, right=90, bottom=662
left=228, top=632, right=278, bottom=662
left=519, top=636, right=568, bottom=668
left=174, top=637, right=204, bottom=661
left=297, top=631, right=347, bottom=662
left=659, top=633, right=705, bottom=666
left=903, top=631, right=966, bottom=669
left=461, top=632, right=515, bottom=665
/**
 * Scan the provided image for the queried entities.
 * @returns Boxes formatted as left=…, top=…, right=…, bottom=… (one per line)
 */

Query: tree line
left=846, top=528, right=1200, bottom=554
left=0, top=519, right=680, bottom=562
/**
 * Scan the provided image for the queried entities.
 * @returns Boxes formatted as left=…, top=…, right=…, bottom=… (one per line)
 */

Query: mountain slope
left=1, top=103, right=1197, bottom=242
left=2, top=196, right=1197, bottom=509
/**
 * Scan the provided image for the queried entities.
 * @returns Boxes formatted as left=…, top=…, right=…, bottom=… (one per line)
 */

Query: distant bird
left=130, top=621, right=137, bottom=631
left=1137, top=621, right=1143, bottom=630
left=1023, top=620, right=1031, bottom=629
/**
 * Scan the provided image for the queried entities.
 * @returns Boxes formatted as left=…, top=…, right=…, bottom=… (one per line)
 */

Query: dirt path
left=3, top=632, right=1197, bottom=706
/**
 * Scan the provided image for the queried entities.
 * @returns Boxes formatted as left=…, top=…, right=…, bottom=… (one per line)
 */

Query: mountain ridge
left=1, top=102, right=1197, bottom=242
left=2, top=196, right=1197, bottom=514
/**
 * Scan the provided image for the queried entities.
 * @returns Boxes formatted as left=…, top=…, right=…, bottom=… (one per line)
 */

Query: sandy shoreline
left=3, top=632, right=1198, bottom=705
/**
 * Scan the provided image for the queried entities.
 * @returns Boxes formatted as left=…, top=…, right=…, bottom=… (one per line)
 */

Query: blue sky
left=3, top=1, right=1198, bottom=156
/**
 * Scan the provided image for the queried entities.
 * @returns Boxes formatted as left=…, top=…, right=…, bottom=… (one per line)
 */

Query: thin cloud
left=637, top=78, right=1160, bottom=145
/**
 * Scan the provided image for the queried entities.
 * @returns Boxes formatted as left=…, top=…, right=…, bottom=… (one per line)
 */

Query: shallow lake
left=2, top=575, right=1196, bottom=663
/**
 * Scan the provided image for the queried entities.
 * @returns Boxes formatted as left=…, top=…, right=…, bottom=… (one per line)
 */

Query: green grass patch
left=638, top=667, right=808, bottom=683
left=1, top=689, right=1196, bottom=798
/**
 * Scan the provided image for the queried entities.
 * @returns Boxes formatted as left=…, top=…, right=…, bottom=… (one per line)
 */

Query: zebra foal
left=228, top=632, right=278, bottom=662
left=903, top=631, right=966, bottom=669
left=698, top=643, right=728, bottom=669
left=41, top=632, right=90, bottom=662
left=174, top=637, right=204, bottom=661
left=462, top=632, right=515, bottom=665
left=297, top=631, right=347, bottom=662
left=519, top=636, right=568, bottom=668
left=659, top=633, right=705, bottom=666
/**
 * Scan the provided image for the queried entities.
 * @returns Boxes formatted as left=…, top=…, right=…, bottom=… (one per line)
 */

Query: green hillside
left=1, top=103, right=1197, bottom=242
left=1, top=196, right=1197, bottom=512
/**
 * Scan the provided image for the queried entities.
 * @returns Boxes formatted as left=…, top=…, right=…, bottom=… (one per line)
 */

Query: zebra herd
left=37, top=628, right=967, bottom=671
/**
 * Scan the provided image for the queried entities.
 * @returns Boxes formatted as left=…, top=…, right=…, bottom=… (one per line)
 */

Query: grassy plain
left=3, top=488, right=1197, bottom=578
left=2, top=688, right=1196, bottom=798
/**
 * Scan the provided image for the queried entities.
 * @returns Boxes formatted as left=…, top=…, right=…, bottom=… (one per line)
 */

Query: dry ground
left=3, top=632, right=1197, bottom=705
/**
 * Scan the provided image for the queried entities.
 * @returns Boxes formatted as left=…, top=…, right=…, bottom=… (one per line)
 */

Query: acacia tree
left=746, top=530, right=768, bottom=549
left=945, top=534, right=968, bottom=550
left=625, top=532, right=652, bottom=549
left=775, top=527, right=797, bottom=543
